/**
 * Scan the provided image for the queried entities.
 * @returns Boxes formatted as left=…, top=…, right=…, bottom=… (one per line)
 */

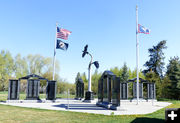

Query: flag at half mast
left=57, top=27, right=72, bottom=40
left=138, top=24, right=150, bottom=34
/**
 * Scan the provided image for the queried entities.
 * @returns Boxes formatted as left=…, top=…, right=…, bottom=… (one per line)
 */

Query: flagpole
left=53, top=22, right=58, bottom=80
left=136, top=5, right=139, bottom=105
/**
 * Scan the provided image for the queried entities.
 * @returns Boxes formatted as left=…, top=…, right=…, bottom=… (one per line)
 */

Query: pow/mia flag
left=56, top=40, right=69, bottom=51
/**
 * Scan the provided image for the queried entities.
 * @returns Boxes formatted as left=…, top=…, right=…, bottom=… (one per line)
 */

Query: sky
left=1, top=0, right=180, bottom=83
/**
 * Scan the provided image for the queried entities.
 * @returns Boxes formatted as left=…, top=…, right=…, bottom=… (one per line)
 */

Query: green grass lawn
left=0, top=92, right=180, bottom=123
left=0, top=91, right=75, bottom=101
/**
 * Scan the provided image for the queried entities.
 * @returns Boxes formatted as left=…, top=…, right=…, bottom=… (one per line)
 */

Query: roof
left=128, top=78, right=147, bottom=82
left=19, top=74, right=48, bottom=81
left=101, top=70, right=115, bottom=78
left=77, top=78, right=84, bottom=83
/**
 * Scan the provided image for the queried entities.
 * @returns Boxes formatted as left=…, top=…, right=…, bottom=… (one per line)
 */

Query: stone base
left=74, top=97, right=83, bottom=100
left=6, top=100, right=21, bottom=103
left=96, top=102, right=111, bottom=109
left=46, top=98, right=56, bottom=100
left=84, top=91, right=94, bottom=101
left=26, top=97, right=40, bottom=100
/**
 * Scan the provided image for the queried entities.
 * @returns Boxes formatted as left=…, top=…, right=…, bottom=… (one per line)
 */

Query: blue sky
left=1, top=0, right=180, bottom=83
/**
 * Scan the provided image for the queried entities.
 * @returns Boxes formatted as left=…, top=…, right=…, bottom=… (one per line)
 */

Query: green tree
left=91, top=70, right=101, bottom=94
left=121, top=63, right=129, bottom=82
left=80, top=72, right=88, bottom=91
left=14, top=54, right=28, bottom=78
left=130, top=68, right=145, bottom=79
left=143, top=40, right=167, bottom=78
left=26, top=54, right=45, bottom=75
left=166, top=56, right=180, bottom=99
left=0, top=50, right=14, bottom=91
left=145, top=70, right=161, bottom=98
left=75, top=72, right=81, bottom=84
left=161, top=75, right=171, bottom=99
left=110, top=67, right=121, bottom=77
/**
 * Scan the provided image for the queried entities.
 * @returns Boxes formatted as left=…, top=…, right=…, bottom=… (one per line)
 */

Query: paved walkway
left=0, top=99, right=171, bottom=115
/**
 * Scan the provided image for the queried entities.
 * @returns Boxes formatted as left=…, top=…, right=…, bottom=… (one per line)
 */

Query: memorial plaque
left=26, top=79, right=40, bottom=100
left=120, top=83, right=128, bottom=99
left=133, top=82, right=143, bottom=98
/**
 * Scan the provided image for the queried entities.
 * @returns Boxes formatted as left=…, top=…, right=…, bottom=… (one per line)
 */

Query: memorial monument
left=75, top=78, right=84, bottom=99
left=97, top=71, right=121, bottom=110
left=7, top=79, right=20, bottom=100
left=82, top=45, right=99, bottom=101
left=46, top=80, right=57, bottom=100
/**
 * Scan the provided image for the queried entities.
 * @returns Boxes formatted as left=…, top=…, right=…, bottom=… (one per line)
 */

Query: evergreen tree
left=80, top=72, right=88, bottom=90
left=143, top=40, right=167, bottom=78
left=166, top=56, right=180, bottom=99
left=121, top=63, right=129, bottom=82
left=75, top=72, right=81, bottom=84
left=145, top=70, right=161, bottom=98
left=91, top=70, right=101, bottom=94
left=110, top=67, right=121, bottom=76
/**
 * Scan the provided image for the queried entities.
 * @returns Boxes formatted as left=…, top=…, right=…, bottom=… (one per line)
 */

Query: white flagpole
left=136, top=5, right=139, bottom=105
left=53, top=23, right=58, bottom=80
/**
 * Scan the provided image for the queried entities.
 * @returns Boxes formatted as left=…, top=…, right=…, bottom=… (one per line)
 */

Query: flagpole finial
left=136, top=5, right=138, bottom=10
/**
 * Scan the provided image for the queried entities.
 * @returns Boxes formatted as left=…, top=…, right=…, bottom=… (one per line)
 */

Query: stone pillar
left=154, top=83, right=156, bottom=99
left=46, top=81, right=56, bottom=100
left=103, top=76, right=108, bottom=103
left=98, top=79, right=103, bottom=102
left=139, top=83, right=143, bottom=98
left=107, top=77, right=112, bottom=103
left=76, top=79, right=84, bottom=99
left=111, top=77, right=120, bottom=106
left=127, top=83, right=129, bottom=99
left=8, top=79, right=19, bottom=100
left=81, top=82, right=84, bottom=98
left=121, top=83, right=128, bottom=99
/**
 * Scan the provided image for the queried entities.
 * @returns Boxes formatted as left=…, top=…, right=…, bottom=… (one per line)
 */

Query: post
left=67, top=89, right=69, bottom=110
left=84, top=52, right=94, bottom=101
left=53, top=23, right=58, bottom=80
left=88, top=53, right=93, bottom=92
left=136, top=5, right=139, bottom=105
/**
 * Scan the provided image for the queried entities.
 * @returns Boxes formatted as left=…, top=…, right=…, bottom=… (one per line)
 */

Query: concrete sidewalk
left=0, top=99, right=171, bottom=115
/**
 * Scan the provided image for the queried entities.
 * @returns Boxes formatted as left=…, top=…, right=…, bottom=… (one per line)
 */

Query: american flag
left=57, top=27, right=72, bottom=40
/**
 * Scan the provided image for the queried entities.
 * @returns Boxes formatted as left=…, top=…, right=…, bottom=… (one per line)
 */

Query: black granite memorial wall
left=76, top=78, right=84, bottom=99
left=26, top=79, right=40, bottom=100
left=8, top=79, right=19, bottom=100
left=133, top=82, right=143, bottom=98
left=46, top=81, right=56, bottom=100
left=97, top=71, right=121, bottom=110
left=111, top=77, right=120, bottom=106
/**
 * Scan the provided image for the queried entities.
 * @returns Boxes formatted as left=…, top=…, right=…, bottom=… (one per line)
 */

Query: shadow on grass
left=131, top=117, right=164, bottom=123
